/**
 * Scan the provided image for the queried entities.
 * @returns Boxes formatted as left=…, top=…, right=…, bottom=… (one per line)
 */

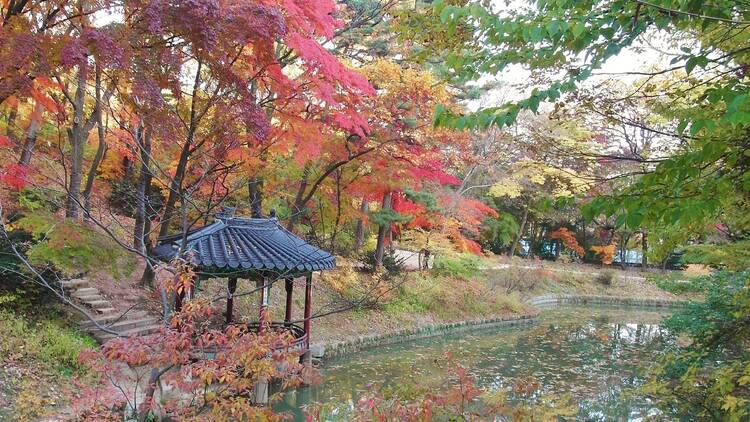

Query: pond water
left=277, top=305, right=674, bottom=421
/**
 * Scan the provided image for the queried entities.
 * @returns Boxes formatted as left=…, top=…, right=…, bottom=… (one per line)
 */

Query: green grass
left=433, top=254, right=482, bottom=279
left=0, top=307, right=96, bottom=376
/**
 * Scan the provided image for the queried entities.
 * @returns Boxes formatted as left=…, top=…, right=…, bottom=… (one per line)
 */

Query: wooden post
left=226, top=277, right=237, bottom=324
left=284, top=277, right=294, bottom=327
left=302, top=272, right=313, bottom=366
left=258, top=278, right=270, bottom=333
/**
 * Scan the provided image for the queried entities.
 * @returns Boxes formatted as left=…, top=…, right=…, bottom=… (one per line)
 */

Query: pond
left=277, top=305, right=674, bottom=421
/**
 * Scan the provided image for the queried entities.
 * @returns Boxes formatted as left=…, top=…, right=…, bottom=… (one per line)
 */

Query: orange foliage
left=590, top=244, right=617, bottom=265
left=549, top=227, right=584, bottom=256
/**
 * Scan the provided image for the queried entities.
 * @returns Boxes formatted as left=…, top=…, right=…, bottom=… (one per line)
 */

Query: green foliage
left=682, top=241, right=750, bottom=271
left=404, top=187, right=440, bottom=212
left=0, top=308, right=95, bottom=376
left=433, top=253, right=481, bottom=279
left=652, top=275, right=710, bottom=296
left=481, top=212, right=519, bottom=254
left=369, top=207, right=412, bottom=226
left=12, top=212, right=136, bottom=279
left=646, top=270, right=750, bottom=420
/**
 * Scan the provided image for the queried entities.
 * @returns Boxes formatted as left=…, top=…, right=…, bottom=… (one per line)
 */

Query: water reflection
left=278, top=306, right=673, bottom=421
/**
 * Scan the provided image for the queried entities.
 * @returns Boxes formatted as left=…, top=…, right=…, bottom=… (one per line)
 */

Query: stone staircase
left=61, top=278, right=163, bottom=343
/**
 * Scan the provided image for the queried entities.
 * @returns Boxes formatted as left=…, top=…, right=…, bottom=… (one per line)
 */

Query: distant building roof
left=153, top=216, right=335, bottom=276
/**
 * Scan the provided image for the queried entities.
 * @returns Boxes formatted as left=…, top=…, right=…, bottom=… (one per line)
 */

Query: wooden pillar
left=257, top=278, right=270, bottom=333
left=303, top=273, right=313, bottom=359
left=284, top=277, right=294, bottom=327
left=226, top=277, right=237, bottom=324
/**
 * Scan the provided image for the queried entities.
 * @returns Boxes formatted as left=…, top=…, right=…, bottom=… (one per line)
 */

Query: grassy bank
left=0, top=287, right=95, bottom=421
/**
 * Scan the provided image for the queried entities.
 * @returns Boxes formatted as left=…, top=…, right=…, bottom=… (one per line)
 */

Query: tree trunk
left=374, top=191, right=392, bottom=269
left=18, top=102, right=44, bottom=166
left=508, top=204, right=529, bottom=257
left=82, top=66, right=107, bottom=219
left=65, top=66, right=89, bottom=219
left=248, top=177, right=263, bottom=217
left=354, top=198, right=368, bottom=253
left=641, top=230, right=648, bottom=272
left=157, top=61, right=202, bottom=238
left=286, top=164, right=310, bottom=231
left=133, top=121, right=149, bottom=251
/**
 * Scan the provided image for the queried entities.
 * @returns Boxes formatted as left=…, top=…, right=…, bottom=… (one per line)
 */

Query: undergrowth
left=433, top=254, right=481, bottom=279
left=12, top=211, right=136, bottom=279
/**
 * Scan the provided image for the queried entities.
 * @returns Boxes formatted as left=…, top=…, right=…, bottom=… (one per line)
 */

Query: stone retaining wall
left=315, top=294, right=689, bottom=361
left=528, top=294, right=689, bottom=309
left=316, top=313, right=539, bottom=360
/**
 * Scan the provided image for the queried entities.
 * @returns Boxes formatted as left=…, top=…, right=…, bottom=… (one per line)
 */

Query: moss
left=13, top=212, right=136, bottom=279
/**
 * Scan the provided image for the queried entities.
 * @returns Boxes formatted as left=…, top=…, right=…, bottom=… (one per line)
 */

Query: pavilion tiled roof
left=153, top=216, right=335, bottom=273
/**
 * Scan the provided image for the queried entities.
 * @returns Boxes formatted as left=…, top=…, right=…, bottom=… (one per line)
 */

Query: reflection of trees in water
left=296, top=307, right=673, bottom=421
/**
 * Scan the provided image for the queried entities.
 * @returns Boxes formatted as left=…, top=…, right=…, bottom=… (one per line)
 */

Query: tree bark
left=641, top=230, right=648, bottom=271
left=65, top=65, right=89, bottom=219
left=248, top=177, right=263, bottom=217
left=133, top=121, right=149, bottom=251
left=354, top=198, right=368, bottom=253
left=286, top=164, right=310, bottom=231
left=157, top=61, right=202, bottom=238
left=374, top=191, right=392, bottom=269
left=18, top=102, right=44, bottom=166
left=508, top=204, right=529, bottom=257
left=82, top=66, right=107, bottom=219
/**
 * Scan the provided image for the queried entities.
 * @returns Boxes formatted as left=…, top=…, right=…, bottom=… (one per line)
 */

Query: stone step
left=84, top=317, right=161, bottom=333
left=76, top=295, right=106, bottom=302
left=95, top=307, right=117, bottom=314
left=97, top=324, right=163, bottom=342
left=72, top=287, right=100, bottom=297
left=81, top=310, right=151, bottom=327
left=85, top=299, right=113, bottom=309
left=61, top=279, right=89, bottom=289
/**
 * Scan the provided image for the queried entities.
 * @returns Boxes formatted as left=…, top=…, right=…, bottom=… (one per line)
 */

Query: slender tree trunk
left=508, top=204, right=529, bottom=257
left=354, top=198, right=368, bottom=253
left=157, top=61, right=202, bottom=238
left=374, top=191, right=392, bottom=269
left=287, top=164, right=310, bottom=231
left=248, top=177, right=263, bottom=217
left=18, top=102, right=44, bottom=166
left=329, top=169, right=343, bottom=253
left=82, top=66, right=107, bottom=219
left=641, top=230, right=648, bottom=272
left=65, top=66, right=89, bottom=219
left=133, top=121, right=149, bottom=251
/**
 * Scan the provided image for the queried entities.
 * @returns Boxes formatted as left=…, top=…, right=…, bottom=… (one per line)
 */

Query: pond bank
left=313, top=293, right=690, bottom=360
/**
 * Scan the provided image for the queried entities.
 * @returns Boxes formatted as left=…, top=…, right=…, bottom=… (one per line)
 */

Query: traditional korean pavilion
left=152, top=208, right=335, bottom=358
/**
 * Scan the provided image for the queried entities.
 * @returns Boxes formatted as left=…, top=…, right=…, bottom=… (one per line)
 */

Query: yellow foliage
left=590, top=244, right=617, bottom=265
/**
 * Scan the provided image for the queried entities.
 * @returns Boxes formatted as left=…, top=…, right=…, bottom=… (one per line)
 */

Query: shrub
left=0, top=309, right=95, bottom=376
left=645, top=270, right=750, bottom=420
left=594, top=270, right=615, bottom=286
left=433, top=254, right=481, bottom=279
left=488, top=266, right=551, bottom=294
left=681, top=241, right=750, bottom=270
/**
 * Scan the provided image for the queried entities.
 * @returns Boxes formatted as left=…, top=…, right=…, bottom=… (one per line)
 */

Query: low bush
left=594, top=270, right=615, bottom=286
left=652, top=275, right=711, bottom=295
left=0, top=309, right=95, bottom=376
left=433, top=254, right=481, bottom=279
left=488, top=266, right=553, bottom=294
